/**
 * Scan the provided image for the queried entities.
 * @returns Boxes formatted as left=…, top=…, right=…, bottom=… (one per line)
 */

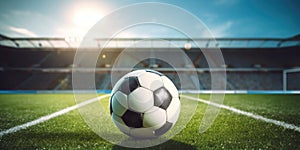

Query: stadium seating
left=39, top=51, right=75, bottom=68
left=0, top=44, right=299, bottom=91
left=0, top=71, right=31, bottom=89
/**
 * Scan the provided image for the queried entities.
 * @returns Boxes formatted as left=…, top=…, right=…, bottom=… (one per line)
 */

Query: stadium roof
left=0, top=34, right=300, bottom=49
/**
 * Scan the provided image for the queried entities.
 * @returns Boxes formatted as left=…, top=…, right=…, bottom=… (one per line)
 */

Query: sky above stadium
left=0, top=0, right=299, bottom=38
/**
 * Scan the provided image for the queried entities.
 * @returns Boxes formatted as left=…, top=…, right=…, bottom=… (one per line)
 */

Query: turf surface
left=0, top=94, right=299, bottom=149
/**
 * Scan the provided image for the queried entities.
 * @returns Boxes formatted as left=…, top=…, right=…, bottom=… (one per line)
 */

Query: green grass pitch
left=0, top=94, right=299, bottom=149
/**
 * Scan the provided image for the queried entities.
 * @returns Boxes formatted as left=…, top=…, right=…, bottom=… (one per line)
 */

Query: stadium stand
left=0, top=34, right=299, bottom=91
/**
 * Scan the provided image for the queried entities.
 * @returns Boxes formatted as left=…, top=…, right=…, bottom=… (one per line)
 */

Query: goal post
left=283, top=68, right=300, bottom=91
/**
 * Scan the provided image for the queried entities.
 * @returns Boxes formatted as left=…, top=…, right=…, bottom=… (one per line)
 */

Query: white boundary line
left=0, top=94, right=110, bottom=137
left=1, top=94, right=299, bottom=137
left=181, top=95, right=300, bottom=133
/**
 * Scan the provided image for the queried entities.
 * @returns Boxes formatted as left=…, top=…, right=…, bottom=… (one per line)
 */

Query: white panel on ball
left=143, top=106, right=166, bottom=130
left=112, top=93, right=128, bottom=116
left=128, top=87, right=154, bottom=112
left=166, top=97, right=180, bottom=123
left=112, top=113, right=130, bottom=134
left=138, top=72, right=163, bottom=91
left=161, top=76, right=179, bottom=98
left=114, top=91, right=128, bottom=109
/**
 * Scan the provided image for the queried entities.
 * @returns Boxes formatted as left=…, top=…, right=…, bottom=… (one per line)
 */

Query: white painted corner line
left=181, top=95, right=300, bottom=133
left=0, top=94, right=110, bottom=137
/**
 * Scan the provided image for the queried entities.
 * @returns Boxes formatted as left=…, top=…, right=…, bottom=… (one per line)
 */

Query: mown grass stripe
left=0, top=94, right=110, bottom=137
left=182, top=95, right=300, bottom=133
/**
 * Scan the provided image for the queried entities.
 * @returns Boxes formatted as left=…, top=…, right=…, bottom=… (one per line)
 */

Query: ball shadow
left=112, top=139, right=196, bottom=150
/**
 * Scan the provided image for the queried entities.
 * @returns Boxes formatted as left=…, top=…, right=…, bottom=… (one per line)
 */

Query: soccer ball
left=109, top=69, right=180, bottom=138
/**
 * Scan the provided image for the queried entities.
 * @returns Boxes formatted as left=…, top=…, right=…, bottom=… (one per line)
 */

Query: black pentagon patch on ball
left=109, top=98, right=113, bottom=115
left=154, top=122, right=173, bottom=136
left=145, top=69, right=164, bottom=76
left=119, top=77, right=140, bottom=95
left=153, top=87, right=172, bottom=110
left=121, top=110, right=143, bottom=128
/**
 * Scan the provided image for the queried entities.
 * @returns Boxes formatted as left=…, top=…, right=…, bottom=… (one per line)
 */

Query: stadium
left=1, top=34, right=300, bottom=91
left=0, top=0, right=300, bottom=149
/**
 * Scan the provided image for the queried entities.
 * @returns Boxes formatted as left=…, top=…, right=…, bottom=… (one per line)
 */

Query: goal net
left=283, top=68, right=300, bottom=91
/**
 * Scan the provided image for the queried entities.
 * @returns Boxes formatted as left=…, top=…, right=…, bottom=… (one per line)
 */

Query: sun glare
left=73, top=8, right=103, bottom=28
left=65, top=3, right=105, bottom=39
